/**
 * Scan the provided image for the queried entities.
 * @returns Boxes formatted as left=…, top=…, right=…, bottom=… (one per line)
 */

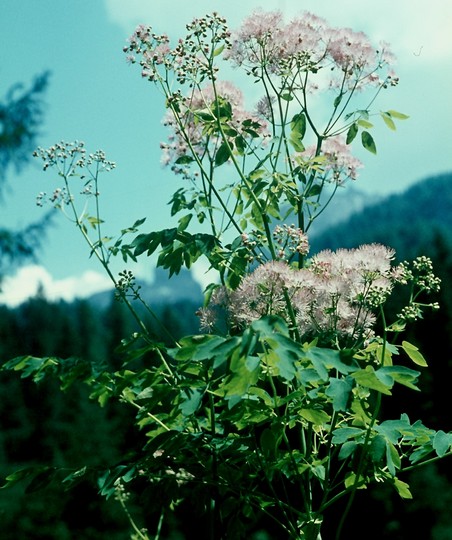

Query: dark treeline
left=1, top=234, right=452, bottom=538
left=0, top=294, right=201, bottom=539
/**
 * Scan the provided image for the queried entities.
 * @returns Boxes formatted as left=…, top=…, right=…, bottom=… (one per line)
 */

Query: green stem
left=116, top=489, right=149, bottom=540
left=154, top=509, right=164, bottom=540
left=401, top=450, right=452, bottom=474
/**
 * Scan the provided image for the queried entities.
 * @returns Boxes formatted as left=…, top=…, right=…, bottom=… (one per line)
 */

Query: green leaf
left=62, top=466, right=88, bottom=489
left=262, top=332, right=302, bottom=381
left=179, top=388, right=204, bottom=416
left=402, top=340, right=428, bottom=367
left=217, top=99, right=232, bottom=120
left=1, top=466, right=47, bottom=489
left=311, top=463, right=326, bottom=481
left=357, top=119, right=374, bottom=129
left=221, top=349, right=261, bottom=403
left=170, top=334, right=226, bottom=362
left=304, top=347, right=353, bottom=381
left=26, top=468, right=57, bottom=494
left=264, top=347, right=297, bottom=382
left=387, top=110, right=409, bottom=120
left=87, top=216, right=104, bottom=228
left=215, top=142, right=231, bottom=166
left=378, top=366, right=420, bottom=391
left=377, top=418, right=412, bottom=444
left=305, top=183, right=322, bottom=197
left=346, top=123, right=358, bottom=144
left=339, top=441, right=357, bottom=460
left=250, top=315, right=290, bottom=337
left=213, top=44, right=225, bottom=57
left=333, top=93, right=343, bottom=108
left=361, top=131, right=377, bottom=154
left=332, top=427, right=364, bottom=444
left=381, top=112, right=396, bottom=131
left=351, top=366, right=392, bottom=395
left=369, top=434, right=386, bottom=463
left=235, top=135, right=246, bottom=155
left=175, top=155, right=194, bottom=165
left=299, top=408, right=331, bottom=426
left=290, top=112, right=306, bottom=139
left=393, top=478, right=413, bottom=499
left=280, top=93, right=293, bottom=102
left=325, top=377, right=353, bottom=412
left=344, top=472, right=366, bottom=490
left=177, top=213, right=192, bottom=231
left=385, top=440, right=401, bottom=475
left=433, top=430, right=452, bottom=457
left=289, top=133, right=305, bottom=153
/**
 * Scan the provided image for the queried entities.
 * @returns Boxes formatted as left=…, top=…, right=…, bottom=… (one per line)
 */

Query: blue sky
left=1, top=0, right=451, bottom=305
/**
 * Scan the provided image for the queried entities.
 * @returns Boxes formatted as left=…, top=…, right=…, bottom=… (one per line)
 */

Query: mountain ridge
left=310, top=171, right=452, bottom=260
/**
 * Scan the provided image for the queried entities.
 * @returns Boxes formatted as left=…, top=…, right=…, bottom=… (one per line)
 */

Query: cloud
left=0, top=265, right=113, bottom=307
left=104, top=0, right=452, bottom=64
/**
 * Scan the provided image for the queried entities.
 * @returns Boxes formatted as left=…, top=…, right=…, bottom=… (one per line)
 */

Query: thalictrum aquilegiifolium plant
left=2, top=9, right=451, bottom=540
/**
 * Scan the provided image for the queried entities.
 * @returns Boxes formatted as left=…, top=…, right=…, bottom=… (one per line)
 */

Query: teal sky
left=1, top=0, right=451, bottom=305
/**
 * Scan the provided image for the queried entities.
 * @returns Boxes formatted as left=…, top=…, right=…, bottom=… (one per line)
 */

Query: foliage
left=2, top=9, right=452, bottom=540
left=0, top=72, right=50, bottom=185
left=0, top=72, right=52, bottom=278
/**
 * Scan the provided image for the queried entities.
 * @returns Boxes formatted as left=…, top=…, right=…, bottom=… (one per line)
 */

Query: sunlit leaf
left=381, top=112, right=396, bottom=131
left=357, top=119, right=374, bottom=129
left=402, top=340, right=428, bottom=367
left=213, top=44, right=225, bottom=57
left=393, top=478, right=413, bottom=499
left=385, top=440, right=401, bottom=475
left=351, top=366, right=392, bottom=395
left=387, top=109, right=409, bottom=120
left=299, top=408, right=330, bottom=426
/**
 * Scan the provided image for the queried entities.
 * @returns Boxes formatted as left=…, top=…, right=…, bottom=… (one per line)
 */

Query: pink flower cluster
left=273, top=224, right=309, bottom=260
left=298, top=137, right=363, bottom=183
left=161, top=81, right=268, bottom=174
left=227, top=9, right=397, bottom=89
left=200, top=243, right=398, bottom=344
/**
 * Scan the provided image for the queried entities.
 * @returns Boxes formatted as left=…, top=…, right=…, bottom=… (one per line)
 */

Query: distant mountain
left=310, top=172, right=452, bottom=260
left=88, top=267, right=203, bottom=311
left=308, top=185, right=382, bottom=237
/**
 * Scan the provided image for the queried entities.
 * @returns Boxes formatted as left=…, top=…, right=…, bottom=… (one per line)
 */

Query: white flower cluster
left=200, top=244, right=398, bottom=345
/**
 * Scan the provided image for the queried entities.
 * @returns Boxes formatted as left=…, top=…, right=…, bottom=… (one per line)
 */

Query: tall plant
left=3, top=10, right=451, bottom=540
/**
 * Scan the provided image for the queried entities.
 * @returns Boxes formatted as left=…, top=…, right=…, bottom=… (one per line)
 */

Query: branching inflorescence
left=6, top=9, right=448, bottom=540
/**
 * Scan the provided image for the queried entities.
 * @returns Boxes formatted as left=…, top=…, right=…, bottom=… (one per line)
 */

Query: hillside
left=310, top=172, right=452, bottom=260
left=88, top=266, right=203, bottom=310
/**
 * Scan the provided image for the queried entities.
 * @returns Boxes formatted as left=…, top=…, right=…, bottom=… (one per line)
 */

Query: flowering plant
left=3, top=9, right=451, bottom=540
